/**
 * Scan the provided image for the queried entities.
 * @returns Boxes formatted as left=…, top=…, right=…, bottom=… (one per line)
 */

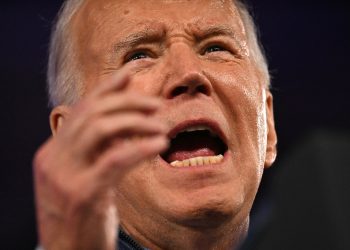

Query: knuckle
left=122, top=92, right=138, bottom=103
left=62, top=184, right=82, bottom=207
left=76, top=99, right=90, bottom=112
left=68, top=183, right=101, bottom=211
left=33, top=143, right=100, bottom=213
left=101, top=149, right=127, bottom=171
left=33, top=143, right=50, bottom=174
left=74, top=99, right=94, bottom=118
left=33, top=148, right=44, bottom=171
left=92, top=119, right=110, bottom=138
left=52, top=177, right=89, bottom=210
left=136, top=142, right=151, bottom=156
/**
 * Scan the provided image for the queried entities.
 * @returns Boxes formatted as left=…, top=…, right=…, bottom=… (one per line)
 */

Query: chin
left=166, top=190, right=246, bottom=229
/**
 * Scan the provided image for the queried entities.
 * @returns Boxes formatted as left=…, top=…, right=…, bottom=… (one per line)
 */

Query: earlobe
left=49, top=105, right=71, bottom=136
left=264, top=91, right=277, bottom=168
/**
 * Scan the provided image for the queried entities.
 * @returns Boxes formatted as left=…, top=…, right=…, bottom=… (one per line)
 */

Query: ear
left=49, top=105, right=71, bottom=136
left=264, top=91, right=277, bottom=168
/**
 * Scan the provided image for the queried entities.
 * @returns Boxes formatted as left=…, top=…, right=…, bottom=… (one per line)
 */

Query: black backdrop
left=1, top=0, right=350, bottom=249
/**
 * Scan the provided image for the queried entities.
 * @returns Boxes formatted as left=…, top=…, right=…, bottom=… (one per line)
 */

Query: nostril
left=169, top=84, right=210, bottom=98
left=196, top=85, right=209, bottom=95
left=171, top=86, right=188, bottom=98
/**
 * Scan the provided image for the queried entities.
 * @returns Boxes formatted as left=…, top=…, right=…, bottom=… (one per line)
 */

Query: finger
left=90, top=135, right=169, bottom=183
left=59, top=93, right=164, bottom=149
left=76, top=114, right=168, bottom=156
left=90, top=66, right=132, bottom=98
left=83, top=93, right=162, bottom=118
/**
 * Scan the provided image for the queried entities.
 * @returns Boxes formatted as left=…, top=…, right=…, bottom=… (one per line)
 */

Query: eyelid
left=201, top=39, right=241, bottom=58
left=124, top=48, right=155, bottom=63
left=205, top=44, right=226, bottom=53
left=201, top=41, right=229, bottom=54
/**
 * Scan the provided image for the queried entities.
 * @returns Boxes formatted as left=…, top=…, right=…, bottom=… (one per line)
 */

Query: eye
left=205, top=45, right=226, bottom=54
left=126, top=51, right=149, bottom=62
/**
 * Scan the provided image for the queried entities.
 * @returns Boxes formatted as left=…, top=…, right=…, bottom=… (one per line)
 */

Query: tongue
left=165, top=132, right=221, bottom=163
left=167, top=148, right=216, bottom=162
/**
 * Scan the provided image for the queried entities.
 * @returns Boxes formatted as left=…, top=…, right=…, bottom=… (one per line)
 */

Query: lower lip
left=159, top=150, right=230, bottom=170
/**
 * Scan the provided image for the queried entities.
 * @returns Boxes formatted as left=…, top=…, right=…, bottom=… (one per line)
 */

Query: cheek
left=205, top=59, right=261, bottom=108
left=209, top=63, right=267, bottom=166
left=114, top=163, right=163, bottom=221
left=211, top=63, right=263, bottom=130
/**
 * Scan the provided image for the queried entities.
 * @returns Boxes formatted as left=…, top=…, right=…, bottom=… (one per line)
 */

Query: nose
left=162, top=45, right=212, bottom=99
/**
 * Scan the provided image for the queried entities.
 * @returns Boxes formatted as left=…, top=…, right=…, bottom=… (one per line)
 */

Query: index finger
left=90, top=66, right=132, bottom=98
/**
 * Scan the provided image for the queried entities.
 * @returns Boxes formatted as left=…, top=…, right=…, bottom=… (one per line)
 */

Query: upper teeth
left=183, top=125, right=210, bottom=132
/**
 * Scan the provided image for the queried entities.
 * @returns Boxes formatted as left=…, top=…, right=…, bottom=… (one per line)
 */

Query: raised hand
left=33, top=68, right=168, bottom=250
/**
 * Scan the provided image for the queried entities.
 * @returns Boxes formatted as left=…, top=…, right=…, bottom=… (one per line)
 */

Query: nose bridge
left=162, top=42, right=212, bottom=99
left=167, top=41, right=199, bottom=72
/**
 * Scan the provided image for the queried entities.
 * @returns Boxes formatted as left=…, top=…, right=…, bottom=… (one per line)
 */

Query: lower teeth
left=170, top=155, right=224, bottom=167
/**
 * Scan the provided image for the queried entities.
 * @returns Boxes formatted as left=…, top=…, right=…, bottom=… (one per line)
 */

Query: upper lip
left=167, top=118, right=228, bottom=146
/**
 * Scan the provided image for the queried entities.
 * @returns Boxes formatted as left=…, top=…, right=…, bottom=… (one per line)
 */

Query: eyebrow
left=194, top=24, right=247, bottom=54
left=193, top=25, right=239, bottom=42
left=112, top=28, right=165, bottom=56
left=110, top=24, right=244, bottom=61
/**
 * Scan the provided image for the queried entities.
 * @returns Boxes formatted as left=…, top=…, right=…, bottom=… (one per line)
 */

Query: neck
left=120, top=211, right=249, bottom=250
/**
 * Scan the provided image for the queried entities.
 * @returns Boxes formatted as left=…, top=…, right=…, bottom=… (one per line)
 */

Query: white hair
left=235, top=0, right=270, bottom=87
left=47, top=0, right=84, bottom=107
left=47, top=0, right=270, bottom=107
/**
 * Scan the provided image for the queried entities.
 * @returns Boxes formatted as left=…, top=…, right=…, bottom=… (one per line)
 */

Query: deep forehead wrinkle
left=192, top=24, right=240, bottom=42
left=112, top=19, right=246, bottom=54
left=113, top=22, right=166, bottom=53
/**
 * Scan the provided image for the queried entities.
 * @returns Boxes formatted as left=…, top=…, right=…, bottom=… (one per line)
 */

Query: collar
left=118, top=228, right=147, bottom=250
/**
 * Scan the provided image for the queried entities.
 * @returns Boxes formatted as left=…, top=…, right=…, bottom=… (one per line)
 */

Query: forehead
left=80, top=0, right=237, bottom=19
left=73, top=0, right=244, bottom=37
left=71, top=0, right=247, bottom=77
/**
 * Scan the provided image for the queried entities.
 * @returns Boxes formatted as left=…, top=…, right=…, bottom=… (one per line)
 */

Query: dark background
left=1, top=0, right=349, bottom=249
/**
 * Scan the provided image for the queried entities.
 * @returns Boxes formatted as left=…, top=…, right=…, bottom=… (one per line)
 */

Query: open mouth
left=161, top=124, right=228, bottom=168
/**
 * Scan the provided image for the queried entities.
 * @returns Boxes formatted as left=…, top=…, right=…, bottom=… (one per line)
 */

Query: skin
left=33, top=0, right=277, bottom=249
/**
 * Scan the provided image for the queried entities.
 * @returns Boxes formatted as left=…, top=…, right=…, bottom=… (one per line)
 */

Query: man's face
left=73, top=0, right=276, bottom=234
